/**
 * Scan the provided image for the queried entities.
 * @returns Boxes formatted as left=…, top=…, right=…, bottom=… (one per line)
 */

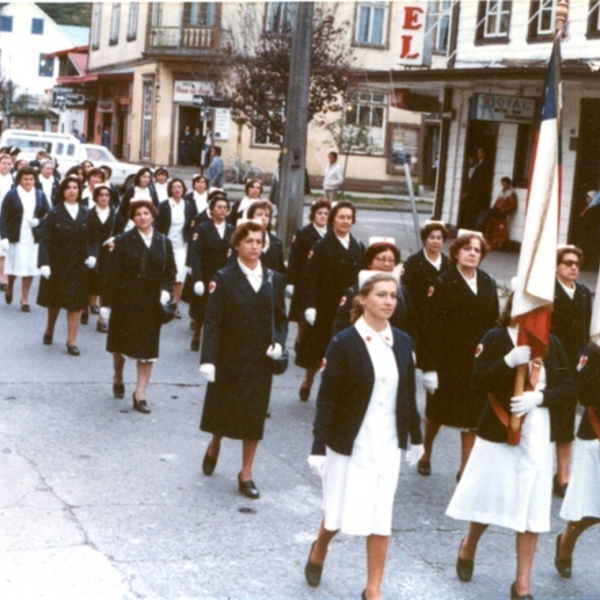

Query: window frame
left=264, top=1, right=296, bottom=35
left=475, top=0, right=512, bottom=45
left=0, top=15, right=13, bottom=32
left=527, top=0, right=556, bottom=43
left=353, top=1, right=389, bottom=49
left=587, top=0, right=600, bottom=38
left=91, top=4, right=102, bottom=50
left=183, top=2, right=217, bottom=27
left=432, top=0, right=453, bottom=55
left=109, top=2, right=121, bottom=46
left=343, top=91, right=387, bottom=155
left=140, top=78, right=154, bottom=161
left=127, top=2, right=138, bottom=41
left=38, top=53, right=54, bottom=77
left=31, top=18, right=44, bottom=35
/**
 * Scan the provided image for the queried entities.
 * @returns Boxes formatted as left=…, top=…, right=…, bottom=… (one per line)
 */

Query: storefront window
left=141, top=80, right=154, bottom=161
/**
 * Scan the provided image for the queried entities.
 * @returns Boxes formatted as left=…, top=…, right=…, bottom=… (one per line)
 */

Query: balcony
left=145, top=25, right=220, bottom=55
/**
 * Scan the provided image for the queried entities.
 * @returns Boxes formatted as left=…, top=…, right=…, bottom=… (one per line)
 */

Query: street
left=0, top=207, right=598, bottom=600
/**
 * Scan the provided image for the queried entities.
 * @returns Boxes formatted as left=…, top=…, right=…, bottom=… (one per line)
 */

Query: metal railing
left=148, top=26, right=216, bottom=50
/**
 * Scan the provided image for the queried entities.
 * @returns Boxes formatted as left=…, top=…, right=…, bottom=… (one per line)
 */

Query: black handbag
left=268, top=269, right=288, bottom=375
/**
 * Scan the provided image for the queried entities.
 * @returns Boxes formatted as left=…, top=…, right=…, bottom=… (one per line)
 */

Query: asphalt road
left=0, top=209, right=598, bottom=600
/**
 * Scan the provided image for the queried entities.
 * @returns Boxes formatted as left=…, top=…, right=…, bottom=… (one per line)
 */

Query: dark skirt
left=37, top=269, right=88, bottom=311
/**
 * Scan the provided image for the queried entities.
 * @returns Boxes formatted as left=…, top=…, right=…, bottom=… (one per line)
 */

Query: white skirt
left=173, top=246, right=187, bottom=283
left=446, top=406, right=554, bottom=533
left=560, top=438, right=600, bottom=521
left=6, top=241, right=40, bottom=277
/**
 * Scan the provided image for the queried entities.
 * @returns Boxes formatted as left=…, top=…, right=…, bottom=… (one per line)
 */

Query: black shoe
left=456, top=470, right=462, bottom=483
left=90, top=305, right=99, bottom=315
left=43, top=332, right=53, bottom=345
left=361, top=591, right=367, bottom=600
left=456, top=538, right=474, bottom=582
left=510, top=582, right=533, bottom=600
left=5, top=293, right=12, bottom=304
left=417, top=460, right=431, bottom=476
left=190, top=339, right=200, bottom=352
left=96, top=321, right=108, bottom=333
left=553, top=475, right=567, bottom=498
left=202, top=446, right=218, bottom=476
left=66, top=344, right=80, bottom=356
left=238, top=475, right=259, bottom=499
left=554, top=533, right=571, bottom=578
left=113, top=383, right=125, bottom=399
left=299, top=385, right=311, bottom=402
left=132, top=392, right=151, bottom=414
left=20, top=303, right=30, bottom=312
left=80, top=311, right=89, bottom=325
left=0, top=283, right=6, bottom=291
left=304, top=541, right=323, bottom=588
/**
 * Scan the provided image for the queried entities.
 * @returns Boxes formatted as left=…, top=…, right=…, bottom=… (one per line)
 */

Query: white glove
left=40, top=265, right=51, bottom=279
left=102, top=236, right=115, bottom=247
left=308, top=455, right=326, bottom=479
left=510, top=390, right=544, bottom=417
left=99, top=307, right=111, bottom=321
left=187, top=266, right=192, bottom=276
left=1, top=239, right=9, bottom=252
left=504, top=345, right=532, bottom=368
left=85, top=256, right=97, bottom=269
left=266, top=343, right=283, bottom=359
left=194, top=281, right=205, bottom=296
left=422, top=371, right=438, bottom=394
left=160, top=290, right=170, bottom=305
left=406, top=444, right=425, bottom=467
left=199, top=363, right=215, bottom=383
left=305, top=308, right=316, bottom=326
left=28, top=218, right=39, bottom=228
left=285, top=284, right=294, bottom=298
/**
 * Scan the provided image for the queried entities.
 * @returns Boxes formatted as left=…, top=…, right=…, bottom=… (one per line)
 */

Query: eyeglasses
left=373, top=257, right=396, bottom=264
left=561, top=260, right=580, bottom=267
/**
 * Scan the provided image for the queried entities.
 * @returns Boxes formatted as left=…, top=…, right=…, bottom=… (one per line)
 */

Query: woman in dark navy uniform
left=296, top=201, right=364, bottom=401
left=185, top=174, right=210, bottom=222
left=199, top=221, right=287, bottom=499
left=247, top=200, right=286, bottom=275
left=37, top=176, right=97, bottom=356
left=287, top=198, right=330, bottom=349
left=419, top=231, right=498, bottom=479
left=188, top=192, right=233, bottom=351
left=117, top=167, right=160, bottom=233
left=228, top=178, right=262, bottom=226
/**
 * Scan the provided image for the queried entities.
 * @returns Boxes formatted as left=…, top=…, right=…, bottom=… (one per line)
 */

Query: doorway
left=177, top=105, right=203, bottom=166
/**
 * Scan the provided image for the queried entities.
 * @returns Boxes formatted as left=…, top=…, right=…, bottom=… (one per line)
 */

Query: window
left=184, top=3, right=216, bottom=27
left=0, top=15, right=13, bottom=32
left=31, top=18, right=44, bottom=35
left=587, top=0, right=600, bottom=38
left=475, top=1, right=512, bottom=44
left=354, top=2, right=388, bottom=46
left=513, top=123, right=535, bottom=188
left=109, top=3, right=121, bottom=45
left=140, top=79, right=154, bottom=161
left=91, top=4, right=102, bottom=50
left=150, top=3, right=163, bottom=27
left=344, top=92, right=387, bottom=153
left=38, top=54, right=54, bottom=77
left=265, top=2, right=295, bottom=34
left=528, top=0, right=556, bottom=41
left=127, top=2, right=138, bottom=40
left=253, top=107, right=284, bottom=147
left=433, top=0, right=452, bottom=54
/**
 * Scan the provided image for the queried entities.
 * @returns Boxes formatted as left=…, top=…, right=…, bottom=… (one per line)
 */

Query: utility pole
left=276, top=1, right=314, bottom=251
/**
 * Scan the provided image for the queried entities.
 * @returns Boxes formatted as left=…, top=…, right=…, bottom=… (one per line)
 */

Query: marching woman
left=287, top=199, right=330, bottom=351
left=228, top=178, right=262, bottom=227
left=153, top=167, right=170, bottom=202
left=102, top=200, right=176, bottom=412
left=246, top=199, right=286, bottom=274
left=98, top=164, right=121, bottom=209
left=419, top=231, right=498, bottom=479
left=37, top=176, right=97, bottom=355
left=36, top=159, right=58, bottom=207
left=446, top=295, right=574, bottom=600
left=0, top=153, right=15, bottom=291
left=188, top=191, right=234, bottom=351
left=185, top=174, right=211, bottom=223
left=296, top=201, right=364, bottom=401
left=0, top=166, right=51, bottom=310
left=81, top=167, right=106, bottom=208
left=554, top=342, right=600, bottom=579
left=155, top=178, right=195, bottom=317
left=305, top=272, right=423, bottom=600
left=199, top=220, right=287, bottom=499
left=117, top=167, right=160, bottom=232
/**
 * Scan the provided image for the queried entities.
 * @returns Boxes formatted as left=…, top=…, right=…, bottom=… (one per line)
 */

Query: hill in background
left=36, top=2, right=92, bottom=27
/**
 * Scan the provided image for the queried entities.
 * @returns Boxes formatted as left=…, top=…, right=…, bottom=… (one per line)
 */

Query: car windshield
left=85, top=146, right=116, bottom=162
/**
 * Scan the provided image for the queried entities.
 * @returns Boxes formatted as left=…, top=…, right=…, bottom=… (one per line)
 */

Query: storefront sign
left=397, top=2, right=430, bottom=67
left=173, top=81, right=215, bottom=103
left=97, top=100, right=114, bottom=113
left=212, top=108, right=230, bottom=141
left=470, top=93, right=536, bottom=123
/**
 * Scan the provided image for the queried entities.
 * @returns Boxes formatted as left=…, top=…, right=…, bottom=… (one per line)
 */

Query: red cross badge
left=577, top=355, right=588, bottom=371
left=474, top=344, right=483, bottom=357
left=208, top=281, right=216, bottom=294
left=427, top=286, right=434, bottom=297
left=339, top=296, right=346, bottom=306
left=320, top=357, right=327, bottom=371
left=307, top=250, right=313, bottom=259
left=193, top=232, right=198, bottom=241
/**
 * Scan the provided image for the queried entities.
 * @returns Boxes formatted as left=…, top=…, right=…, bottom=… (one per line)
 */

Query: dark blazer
left=155, top=198, right=196, bottom=243
left=470, top=327, right=574, bottom=444
left=118, top=184, right=160, bottom=222
left=88, top=205, right=118, bottom=296
left=312, top=326, right=422, bottom=456
left=575, top=344, right=600, bottom=441
left=0, top=188, right=50, bottom=242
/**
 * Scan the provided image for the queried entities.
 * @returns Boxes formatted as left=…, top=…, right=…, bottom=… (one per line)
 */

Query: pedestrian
left=185, top=174, right=210, bottom=221
left=199, top=220, right=287, bottom=499
left=36, top=159, right=58, bottom=207
left=155, top=178, right=195, bottom=317
left=205, top=146, right=224, bottom=190
left=0, top=153, right=15, bottom=291
left=228, top=178, right=262, bottom=227
left=323, top=151, right=344, bottom=201
left=192, top=126, right=203, bottom=167
left=117, top=167, right=160, bottom=233
left=550, top=245, right=591, bottom=497
left=154, top=167, right=170, bottom=203
left=419, top=230, right=499, bottom=479
left=98, top=164, right=121, bottom=209
left=37, top=176, right=97, bottom=356
left=461, top=147, right=493, bottom=230
left=446, top=294, right=574, bottom=600
left=296, top=201, right=364, bottom=401
left=179, top=125, right=192, bottom=166
left=286, top=198, right=330, bottom=353
left=305, top=272, right=423, bottom=599
left=102, top=127, right=111, bottom=150
left=246, top=200, right=286, bottom=274
left=0, top=166, right=51, bottom=310
left=101, top=200, right=177, bottom=413
left=269, top=154, right=281, bottom=207
left=187, top=191, right=233, bottom=352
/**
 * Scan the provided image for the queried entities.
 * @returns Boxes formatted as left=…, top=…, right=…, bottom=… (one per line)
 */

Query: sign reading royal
left=173, top=81, right=215, bottom=103
left=470, top=93, right=536, bottom=124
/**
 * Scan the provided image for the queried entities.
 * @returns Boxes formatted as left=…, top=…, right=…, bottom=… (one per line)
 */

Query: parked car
left=82, top=144, right=142, bottom=189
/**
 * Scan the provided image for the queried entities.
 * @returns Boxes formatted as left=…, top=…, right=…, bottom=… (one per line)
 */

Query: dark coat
left=420, top=265, right=499, bottom=428
left=104, top=228, right=176, bottom=359
left=87, top=206, right=118, bottom=296
left=155, top=198, right=196, bottom=243
left=187, top=219, right=234, bottom=321
left=200, top=262, right=288, bottom=440
left=312, top=326, right=422, bottom=456
left=228, top=232, right=287, bottom=275
left=296, top=232, right=364, bottom=369
left=470, top=327, right=574, bottom=444
left=37, top=203, right=97, bottom=311
left=116, top=185, right=160, bottom=233
left=0, top=188, right=50, bottom=242
left=575, top=344, right=600, bottom=441
left=287, top=223, right=325, bottom=322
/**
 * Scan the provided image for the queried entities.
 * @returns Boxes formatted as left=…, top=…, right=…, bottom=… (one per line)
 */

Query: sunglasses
left=561, top=260, right=580, bottom=267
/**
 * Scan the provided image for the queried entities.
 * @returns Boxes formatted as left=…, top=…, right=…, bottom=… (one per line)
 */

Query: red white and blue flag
left=511, top=39, right=562, bottom=357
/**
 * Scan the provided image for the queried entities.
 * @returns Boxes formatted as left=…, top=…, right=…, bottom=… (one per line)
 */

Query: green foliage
left=325, top=117, right=379, bottom=156
left=36, top=2, right=92, bottom=27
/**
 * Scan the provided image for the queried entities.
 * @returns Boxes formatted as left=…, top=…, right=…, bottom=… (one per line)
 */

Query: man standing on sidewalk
left=323, top=151, right=344, bottom=201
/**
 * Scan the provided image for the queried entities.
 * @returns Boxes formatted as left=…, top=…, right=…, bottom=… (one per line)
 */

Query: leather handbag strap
left=489, top=393, right=510, bottom=428
left=267, top=269, right=276, bottom=345
left=588, top=406, right=600, bottom=440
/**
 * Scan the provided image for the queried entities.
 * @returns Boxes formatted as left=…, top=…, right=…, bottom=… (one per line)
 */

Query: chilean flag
left=511, top=39, right=562, bottom=357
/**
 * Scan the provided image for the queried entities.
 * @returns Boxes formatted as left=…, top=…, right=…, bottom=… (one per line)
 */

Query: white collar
left=558, top=279, right=576, bottom=299
left=237, top=258, right=262, bottom=278
left=354, top=316, right=394, bottom=347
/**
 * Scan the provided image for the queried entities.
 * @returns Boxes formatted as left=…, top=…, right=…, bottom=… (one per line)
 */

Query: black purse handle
left=267, top=269, right=276, bottom=346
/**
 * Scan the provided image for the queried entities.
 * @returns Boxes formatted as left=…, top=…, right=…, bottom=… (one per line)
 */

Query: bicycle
left=223, top=156, right=265, bottom=185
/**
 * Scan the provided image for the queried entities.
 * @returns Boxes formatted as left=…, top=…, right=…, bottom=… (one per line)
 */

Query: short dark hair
left=57, top=175, right=83, bottom=203
left=449, top=233, right=488, bottom=265
left=99, top=164, right=112, bottom=177
left=87, top=167, right=106, bottom=181
left=209, top=193, right=229, bottom=211
left=167, top=178, right=187, bottom=197
left=231, top=220, right=265, bottom=247
left=134, top=167, right=153, bottom=187
left=309, top=198, right=332, bottom=222
left=245, top=178, right=262, bottom=195
left=247, top=199, right=273, bottom=219
left=501, top=176, right=512, bottom=186
left=212, top=146, right=222, bottom=156
left=15, top=166, right=38, bottom=185
left=128, top=199, right=158, bottom=220
left=328, top=151, right=338, bottom=161
left=362, top=242, right=401, bottom=269
left=155, top=167, right=169, bottom=178
left=328, top=200, right=356, bottom=227
left=192, top=174, right=209, bottom=189
left=92, top=184, right=112, bottom=202
left=557, top=245, right=583, bottom=266
left=420, top=221, right=449, bottom=243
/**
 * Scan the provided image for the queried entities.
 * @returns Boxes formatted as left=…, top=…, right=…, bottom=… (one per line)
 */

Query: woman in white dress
left=154, top=167, right=170, bottom=203
left=446, top=296, right=574, bottom=600
left=554, top=344, right=600, bottom=579
left=0, top=152, right=15, bottom=290
left=306, top=272, right=423, bottom=600
left=185, top=174, right=210, bottom=223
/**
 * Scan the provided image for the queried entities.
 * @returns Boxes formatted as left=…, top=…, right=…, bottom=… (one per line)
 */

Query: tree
left=36, top=3, right=92, bottom=27
left=222, top=6, right=354, bottom=146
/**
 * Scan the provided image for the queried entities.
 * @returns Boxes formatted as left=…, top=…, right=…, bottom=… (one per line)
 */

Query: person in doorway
left=179, top=125, right=193, bottom=166
left=475, top=176, right=518, bottom=234
left=192, top=127, right=203, bottom=167
left=462, top=147, right=493, bottom=230
left=323, top=151, right=344, bottom=202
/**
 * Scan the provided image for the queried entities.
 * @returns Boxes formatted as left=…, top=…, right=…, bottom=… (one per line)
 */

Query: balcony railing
left=147, top=26, right=218, bottom=51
